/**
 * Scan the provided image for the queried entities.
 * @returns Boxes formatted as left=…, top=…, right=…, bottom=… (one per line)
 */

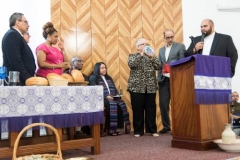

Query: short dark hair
left=9, top=12, right=23, bottom=28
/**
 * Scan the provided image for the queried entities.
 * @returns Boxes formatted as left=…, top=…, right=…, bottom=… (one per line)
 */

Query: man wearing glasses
left=2, top=12, right=36, bottom=85
left=64, top=56, right=88, bottom=81
left=158, top=29, right=185, bottom=133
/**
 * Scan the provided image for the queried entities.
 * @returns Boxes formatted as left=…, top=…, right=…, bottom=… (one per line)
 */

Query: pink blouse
left=36, top=43, right=64, bottom=77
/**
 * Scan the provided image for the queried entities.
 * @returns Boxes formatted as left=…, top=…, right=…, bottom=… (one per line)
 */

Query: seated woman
left=89, top=62, right=130, bottom=136
left=36, top=22, right=70, bottom=77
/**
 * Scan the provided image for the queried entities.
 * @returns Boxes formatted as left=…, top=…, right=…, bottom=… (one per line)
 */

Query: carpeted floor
left=61, top=131, right=240, bottom=160
left=1, top=131, right=240, bottom=160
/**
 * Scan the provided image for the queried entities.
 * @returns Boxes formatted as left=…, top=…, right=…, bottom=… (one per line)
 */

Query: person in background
left=89, top=62, right=130, bottom=136
left=64, top=56, right=89, bottom=135
left=35, top=22, right=70, bottom=77
left=185, top=19, right=238, bottom=77
left=2, top=12, right=36, bottom=85
left=23, top=31, right=31, bottom=43
left=158, top=29, right=186, bottom=134
left=230, top=91, right=240, bottom=135
left=127, top=38, right=161, bottom=137
left=64, top=56, right=88, bottom=81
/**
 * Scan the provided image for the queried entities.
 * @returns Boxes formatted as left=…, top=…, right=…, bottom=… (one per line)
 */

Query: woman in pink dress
left=36, top=22, right=70, bottom=77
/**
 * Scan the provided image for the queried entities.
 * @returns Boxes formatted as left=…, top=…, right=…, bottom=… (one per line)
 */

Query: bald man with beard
left=185, top=19, right=238, bottom=77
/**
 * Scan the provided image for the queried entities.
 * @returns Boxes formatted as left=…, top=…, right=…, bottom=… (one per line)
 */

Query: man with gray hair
left=2, top=12, right=36, bottom=85
left=64, top=56, right=88, bottom=81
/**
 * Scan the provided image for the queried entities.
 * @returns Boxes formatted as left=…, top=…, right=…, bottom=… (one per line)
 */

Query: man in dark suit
left=185, top=19, right=238, bottom=77
left=158, top=29, right=186, bottom=133
left=2, top=12, right=36, bottom=85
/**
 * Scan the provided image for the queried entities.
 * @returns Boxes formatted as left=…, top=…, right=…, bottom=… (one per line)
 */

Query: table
left=0, top=86, right=104, bottom=158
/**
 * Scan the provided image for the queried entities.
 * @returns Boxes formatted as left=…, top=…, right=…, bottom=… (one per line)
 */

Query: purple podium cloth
left=0, top=86, right=104, bottom=133
left=169, top=55, right=231, bottom=104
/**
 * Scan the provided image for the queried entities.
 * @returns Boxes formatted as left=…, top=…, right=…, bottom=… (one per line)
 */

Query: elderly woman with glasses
left=35, top=22, right=70, bottom=77
left=127, top=38, right=161, bottom=137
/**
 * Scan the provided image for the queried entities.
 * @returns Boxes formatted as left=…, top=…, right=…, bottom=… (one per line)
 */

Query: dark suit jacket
left=2, top=28, right=36, bottom=85
left=185, top=32, right=238, bottom=77
left=158, top=42, right=186, bottom=83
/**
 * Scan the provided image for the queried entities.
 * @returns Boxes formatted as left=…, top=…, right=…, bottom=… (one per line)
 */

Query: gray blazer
left=157, top=42, right=186, bottom=83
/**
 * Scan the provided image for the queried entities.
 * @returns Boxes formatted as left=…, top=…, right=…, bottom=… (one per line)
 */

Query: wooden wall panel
left=61, top=0, right=76, bottom=31
left=51, top=0, right=183, bottom=131
left=173, top=0, right=183, bottom=43
left=118, top=0, right=131, bottom=37
left=105, top=0, right=118, bottom=36
left=142, top=0, right=153, bottom=40
left=91, top=0, right=105, bottom=34
left=130, top=0, right=142, bottom=38
left=77, top=0, right=91, bottom=33
left=106, top=36, right=119, bottom=86
left=92, top=34, right=105, bottom=65
left=51, top=0, right=61, bottom=32
left=77, top=32, right=92, bottom=76
left=153, top=0, right=163, bottom=41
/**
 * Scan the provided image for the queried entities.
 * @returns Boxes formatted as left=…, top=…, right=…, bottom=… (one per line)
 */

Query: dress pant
left=159, top=77, right=171, bottom=130
left=130, top=91, right=157, bottom=135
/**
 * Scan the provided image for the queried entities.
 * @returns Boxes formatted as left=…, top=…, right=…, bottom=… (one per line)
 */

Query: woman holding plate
left=127, top=38, right=161, bottom=137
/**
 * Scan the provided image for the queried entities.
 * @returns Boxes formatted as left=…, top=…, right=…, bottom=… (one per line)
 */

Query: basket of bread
left=12, top=123, right=62, bottom=160
left=46, top=73, right=69, bottom=86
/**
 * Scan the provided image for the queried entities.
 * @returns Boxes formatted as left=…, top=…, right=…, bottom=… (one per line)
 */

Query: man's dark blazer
left=157, top=42, right=186, bottom=83
left=2, top=28, right=36, bottom=85
left=185, top=32, right=238, bottom=77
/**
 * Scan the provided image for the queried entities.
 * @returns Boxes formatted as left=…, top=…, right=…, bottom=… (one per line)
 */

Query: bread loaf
left=61, top=73, right=74, bottom=82
left=46, top=73, right=65, bottom=80
left=25, top=77, right=49, bottom=86
left=71, top=69, right=85, bottom=82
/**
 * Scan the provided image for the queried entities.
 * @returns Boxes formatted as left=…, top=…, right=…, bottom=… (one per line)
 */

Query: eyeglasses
left=138, top=43, right=149, bottom=47
left=74, top=60, right=84, bottom=63
left=165, top=36, right=174, bottom=40
left=19, top=19, right=28, bottom=25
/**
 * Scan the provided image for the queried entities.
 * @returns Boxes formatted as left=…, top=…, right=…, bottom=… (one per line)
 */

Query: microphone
left=201, top=33, right=206, bottom=42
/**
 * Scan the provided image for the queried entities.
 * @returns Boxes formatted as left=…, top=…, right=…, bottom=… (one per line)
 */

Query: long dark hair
left=93, top=62, right=111, bottom=79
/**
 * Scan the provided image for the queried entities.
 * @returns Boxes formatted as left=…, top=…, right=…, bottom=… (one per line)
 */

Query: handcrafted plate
left=68, top=81, right=89, bottom=86
left=144, top=46, right=155, bottom=56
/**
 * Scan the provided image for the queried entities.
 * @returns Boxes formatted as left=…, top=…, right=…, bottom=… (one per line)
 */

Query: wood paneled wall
left=51, top=0, right=183, bottom=131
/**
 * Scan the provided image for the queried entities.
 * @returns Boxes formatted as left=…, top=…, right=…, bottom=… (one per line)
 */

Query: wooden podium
left=170, top=55, right=230, bottom=151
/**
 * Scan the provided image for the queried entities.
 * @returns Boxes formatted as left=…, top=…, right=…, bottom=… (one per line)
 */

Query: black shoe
left=160, top=128, right=170, bottom=134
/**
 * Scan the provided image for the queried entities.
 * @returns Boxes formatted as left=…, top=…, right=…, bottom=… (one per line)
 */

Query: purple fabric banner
left=0, top=112, right=104, bottom=132
left=169, top=55, right=231, bottom=104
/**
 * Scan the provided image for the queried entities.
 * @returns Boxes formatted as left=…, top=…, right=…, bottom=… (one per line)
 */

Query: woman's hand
left=58, top=62, right=70, bottom=69
left=106, top=95, right=114, bottom=100
left=58, top=37, right=65, bottom=51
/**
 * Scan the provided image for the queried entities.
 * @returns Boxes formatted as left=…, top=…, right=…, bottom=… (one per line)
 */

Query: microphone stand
left=189, top=36, right=197, bottom=55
